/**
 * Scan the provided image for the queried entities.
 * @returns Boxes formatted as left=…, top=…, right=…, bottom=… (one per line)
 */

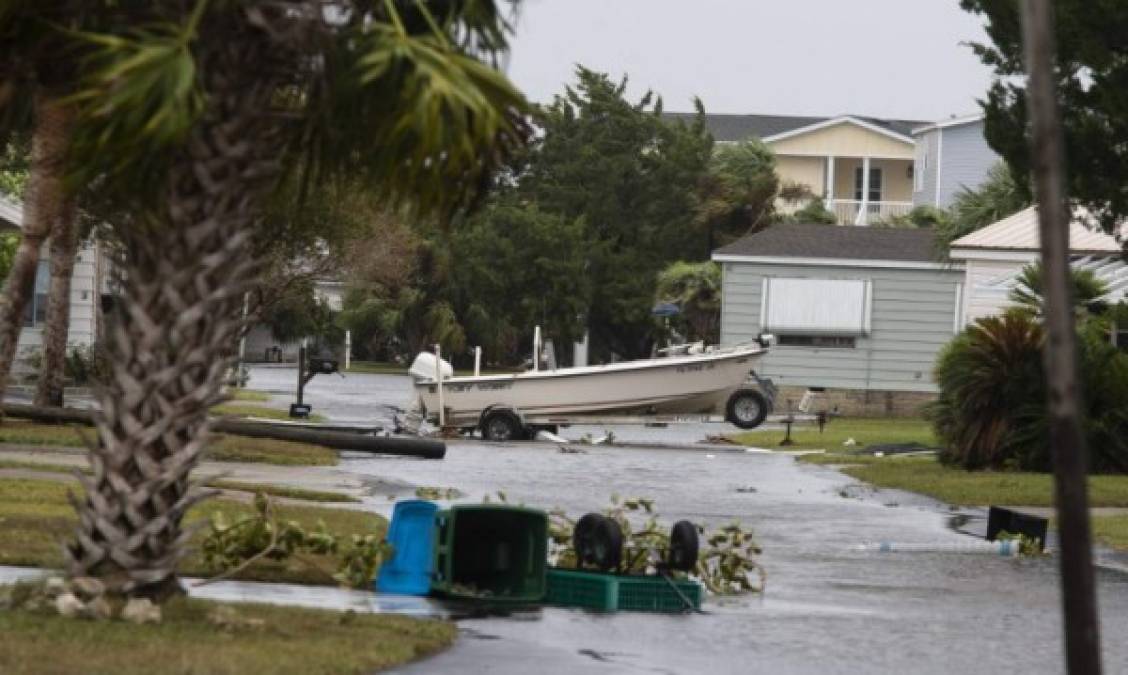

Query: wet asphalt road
left=242, top=367, right=1128, bottom=674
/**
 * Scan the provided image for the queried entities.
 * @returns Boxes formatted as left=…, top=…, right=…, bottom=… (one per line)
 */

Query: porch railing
left=827, top=199, right=914, bottom=226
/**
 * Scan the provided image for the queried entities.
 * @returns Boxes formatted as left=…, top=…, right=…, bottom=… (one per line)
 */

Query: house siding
left=936, top=120, right=999, bottom=208
left=15, top=239, right=101, bottom=357
left=719, top=261, right=964, bottom=393
left=767, top=123, right=914, bottom=159
left=912, top=129, right=940, bottom=207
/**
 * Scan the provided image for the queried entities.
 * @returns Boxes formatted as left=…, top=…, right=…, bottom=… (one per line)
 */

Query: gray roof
left=713, top=223, right=939, bottom=263
left=664, top=113, right=926, bottom=143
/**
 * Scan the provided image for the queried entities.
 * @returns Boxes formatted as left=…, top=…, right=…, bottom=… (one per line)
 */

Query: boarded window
left=760, top=277, right=871, bottom=335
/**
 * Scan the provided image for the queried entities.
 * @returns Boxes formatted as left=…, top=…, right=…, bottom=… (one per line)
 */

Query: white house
left=949, top=206, right=1124, bottom=324
left=0, top=195, right=105, bottom=366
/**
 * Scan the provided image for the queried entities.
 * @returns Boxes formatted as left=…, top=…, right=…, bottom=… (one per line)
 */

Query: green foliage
left=695, top=139, right=779, bottom=247
left=931, top=312, right=1128, bottom=473
left=934, top=163, right=1030, bottom=250
left=0, top=231, right=19, bottom=280
left=654, top=261, right=721, bottom=343
left=775, top=197, right=837, bottom=225
left=23, top=343, right=109, bottom=386
left=0, top=141, right=28, bottom=199
left=261, top=279, right=341, bottom=348
left=515, top=67, right=714, bottom=359
left=961, top=0, right=1128, bottom=240
left=201, top=492, right=393, bottom=589
left=1008, top=263, right=1110, bottom=318
left=878, top=205, right=952, bottom=229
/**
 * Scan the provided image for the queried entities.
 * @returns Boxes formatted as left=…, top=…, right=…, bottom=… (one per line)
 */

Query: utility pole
left=1020, top=2, right=1102, bottom=672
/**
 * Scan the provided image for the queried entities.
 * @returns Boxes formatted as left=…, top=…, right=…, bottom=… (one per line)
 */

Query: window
left=777, top=335, right=856, bottom=348
left=853, top=166, right=882, bottom=202
left=22, top=260, right=49, bottom=328
left=760, top=277, right=872, bottom=336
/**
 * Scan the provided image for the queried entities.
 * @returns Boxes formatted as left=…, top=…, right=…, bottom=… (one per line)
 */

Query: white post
left=532, top=325, right=541, bottom=372
left=855, top=156, right=871, bottom=226
left=344, top=330, right=351, bottom=371
left=572, top=330, right=589, bottom=368
left=825, top=154, right=835, bottom=203
left=434, top=343, right=444, bottom=428
left=474, top=346, right=481, bottom=376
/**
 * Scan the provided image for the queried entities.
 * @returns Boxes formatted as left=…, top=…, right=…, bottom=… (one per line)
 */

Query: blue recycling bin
left=376, top=500, right=438, bottom=595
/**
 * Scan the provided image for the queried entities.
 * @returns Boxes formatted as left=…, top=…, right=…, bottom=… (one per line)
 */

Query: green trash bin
left=431, top=504, right=547, bottom=603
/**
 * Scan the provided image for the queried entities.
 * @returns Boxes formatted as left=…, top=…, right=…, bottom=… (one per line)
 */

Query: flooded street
left=241, top=367, right=1128, bottom=674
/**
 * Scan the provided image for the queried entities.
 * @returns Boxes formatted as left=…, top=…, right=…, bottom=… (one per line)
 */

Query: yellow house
left=667, top=113, right=925, bottom=225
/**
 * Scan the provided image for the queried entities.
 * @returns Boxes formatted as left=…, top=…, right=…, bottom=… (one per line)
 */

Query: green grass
left=207, top=481, right=359, bottom=503
left=0, top=597, right=455, bottom=675
left=228, top=389, right=272, bottom=402
left=0, top=420, right=337, bottom=466
left=1091, top=515, right=1128, bottom=551
left=730, top=417, right=937, bottom=451
left=822, top=455, right=1128, bottom=507
left=211, top=403, right=327, bottom=423
left=0, top=477, right=383, bottom=586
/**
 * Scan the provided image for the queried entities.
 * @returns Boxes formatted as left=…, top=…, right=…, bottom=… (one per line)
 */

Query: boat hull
left=413, top=347, right=764, bottom=427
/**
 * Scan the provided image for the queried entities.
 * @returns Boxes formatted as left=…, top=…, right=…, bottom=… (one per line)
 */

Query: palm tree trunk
left=0, top=94, right=73, bottom=409
left=33, top=196, right=78, bottom=407
left=64, top=35, right=283, bottom=600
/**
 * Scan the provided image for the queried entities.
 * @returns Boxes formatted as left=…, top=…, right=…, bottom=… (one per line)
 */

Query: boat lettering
left=476, top=382, right=513, bottom=391
left=676, top=362, right=715, bottom=373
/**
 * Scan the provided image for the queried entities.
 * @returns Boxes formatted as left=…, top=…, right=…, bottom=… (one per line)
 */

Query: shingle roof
left=663, top=113, right=926, bottom=143
left=949, top=205, right=1124, bottom=254
left=713, top=223, right=939, bottom=263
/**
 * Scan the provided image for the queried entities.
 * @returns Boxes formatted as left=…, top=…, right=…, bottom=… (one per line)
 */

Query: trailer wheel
left=480, top=409, right=525, bottom=442
left=573, top=513, right=623, bottom=572
left=726, top=390, right=768, bottom=429
left=667, top=520, right=700, bottom=572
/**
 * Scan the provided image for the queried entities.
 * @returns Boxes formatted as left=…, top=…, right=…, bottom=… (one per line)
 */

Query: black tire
left=726, top=389, right=768, bottom=430
left=573, top=513, right=624, bottom=572
left=667, top=520, right=700, bottom=572
left=480, top=409, right=525, bottom=442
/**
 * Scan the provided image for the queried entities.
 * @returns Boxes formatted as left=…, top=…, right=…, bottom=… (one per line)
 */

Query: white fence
left=827, top=200, right=914, bottom=226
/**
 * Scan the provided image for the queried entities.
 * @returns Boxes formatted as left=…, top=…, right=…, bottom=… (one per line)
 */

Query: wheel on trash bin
left=480, top=409, right=526, bottom=442
left=667, top=520, right=700, bottom=572
left=573, top=513, right=623, bottom=572
left=726, top=389, right=768, bottom=430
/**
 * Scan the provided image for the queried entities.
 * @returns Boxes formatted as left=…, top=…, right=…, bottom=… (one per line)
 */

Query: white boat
left=407, top=336, right=772, bottom=440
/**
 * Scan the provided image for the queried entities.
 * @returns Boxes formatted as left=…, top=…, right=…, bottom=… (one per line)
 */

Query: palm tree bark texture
left=64, top=25, right=287, bottom=599
left=0, top=94, right=73, bottom=409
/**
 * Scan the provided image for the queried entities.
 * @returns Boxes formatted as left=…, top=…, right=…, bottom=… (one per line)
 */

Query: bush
left=931, top=312, right=1128, bottom=473
left=23, top=343, right=109, bottom=386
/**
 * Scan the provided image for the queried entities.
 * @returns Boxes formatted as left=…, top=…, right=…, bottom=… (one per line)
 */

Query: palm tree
left=1, top=1, right=527, bottom=605
left=43, top=1, right=530, bottom=600
left=654, top=261, right=722, bottom=343
left=1009, top=263, right=1110, bottom=317
left=934, top=163, right=1032, bottom=249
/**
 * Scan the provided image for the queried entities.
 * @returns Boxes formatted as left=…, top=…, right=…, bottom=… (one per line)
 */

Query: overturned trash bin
left=431, top=504, right=548, bottom=603
left=376, top=500, right=439, bottom=596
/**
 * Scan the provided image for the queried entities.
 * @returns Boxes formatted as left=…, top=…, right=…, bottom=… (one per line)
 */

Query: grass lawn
left=211, top=403, right=327, bottom=423
left=0, top=477, right=382, bottom=585
left=808, top=454, right=1128, bottom=508
left=228, top=389, right=272, bottom=403
left=730, top=417, right=937, bottom=451
left=0, top=420, right=337, bottom=466
left=0, top=597, right=455, bottom=675
left=1091, top=516, right=1128, bottom=551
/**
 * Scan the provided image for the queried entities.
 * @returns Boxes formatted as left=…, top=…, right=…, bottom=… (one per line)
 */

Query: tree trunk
left=33, top=196, right=79, bottom=407
left=0, top=94, right=73, bottom=409
left=64, top=31, right=286, bottom=600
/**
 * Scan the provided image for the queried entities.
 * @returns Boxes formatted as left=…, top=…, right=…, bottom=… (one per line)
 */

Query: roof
left=911, top=113, right=984, bottom=135
left=713, top=223, right=940, bottom=264
left=664, top=112, right=926, bottom=144
left=949, top=206, right=1123, bottom=255
left=0, top=194, right=22, bottom=228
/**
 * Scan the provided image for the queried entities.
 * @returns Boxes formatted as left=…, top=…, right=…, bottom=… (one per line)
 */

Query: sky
left=505, top=0, right=996, bottom=123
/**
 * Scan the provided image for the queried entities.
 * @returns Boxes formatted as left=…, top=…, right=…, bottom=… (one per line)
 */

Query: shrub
left=931, top=312, right=1128, bottom=473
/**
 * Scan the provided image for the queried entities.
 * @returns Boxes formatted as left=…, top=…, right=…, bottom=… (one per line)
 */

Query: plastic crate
left=546, top=568, right=618, bottom=611
left=546, top=568, right=703, bottom=613
left=431, top=504, right=547, bottom=603
left=616, top=574, right=702, bottom=612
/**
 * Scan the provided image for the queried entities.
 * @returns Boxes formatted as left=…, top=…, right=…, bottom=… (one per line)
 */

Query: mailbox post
left=290, top=343, right=340, bottom=418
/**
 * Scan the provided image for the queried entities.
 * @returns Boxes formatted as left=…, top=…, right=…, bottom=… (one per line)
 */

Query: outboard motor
left=408, top=352, right=454, bottom=381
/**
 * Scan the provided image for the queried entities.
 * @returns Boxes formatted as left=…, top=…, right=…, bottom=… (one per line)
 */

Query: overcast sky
left=506, top=0, right=995, bottom=123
